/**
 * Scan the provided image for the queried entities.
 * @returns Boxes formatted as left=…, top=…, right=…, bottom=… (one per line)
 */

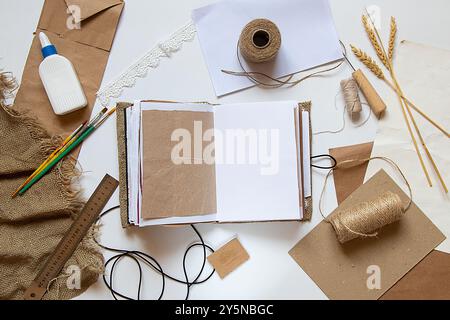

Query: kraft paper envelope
left=289, top=170, right=445, bottom=300
left=141, top=110, right=217, bottom=220
left=15, top=0, right=124, bottom=138
left=330, top=142, right=374, bottom=204
left=381, top=250, right=450, bottom=300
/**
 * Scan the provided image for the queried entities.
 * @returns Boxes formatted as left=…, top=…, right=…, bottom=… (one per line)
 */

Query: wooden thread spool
left=352, top=69, right=386, bottom=118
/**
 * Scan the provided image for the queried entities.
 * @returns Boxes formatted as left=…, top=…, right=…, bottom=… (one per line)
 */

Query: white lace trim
left=96, top=21, right=196, bottom=106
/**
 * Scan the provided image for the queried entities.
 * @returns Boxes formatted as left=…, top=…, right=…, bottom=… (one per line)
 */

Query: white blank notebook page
left=213, top=101, right=302, bottom=222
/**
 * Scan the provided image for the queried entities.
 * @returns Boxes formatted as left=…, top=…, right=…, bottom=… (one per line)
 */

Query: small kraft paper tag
left=208, top=238, right=250, bottom=279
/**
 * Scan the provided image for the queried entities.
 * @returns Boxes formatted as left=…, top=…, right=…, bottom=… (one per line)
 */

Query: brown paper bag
left=14, top=0, right=124, bottom=137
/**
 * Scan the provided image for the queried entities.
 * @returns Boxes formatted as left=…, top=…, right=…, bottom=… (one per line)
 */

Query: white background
left=1, top=0, right=449, bottom=300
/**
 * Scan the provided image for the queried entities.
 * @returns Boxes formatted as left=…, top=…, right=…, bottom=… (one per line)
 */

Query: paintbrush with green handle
left=11, top=121, right=87, bottom=198
left=18, top=107, right=116, bottom=196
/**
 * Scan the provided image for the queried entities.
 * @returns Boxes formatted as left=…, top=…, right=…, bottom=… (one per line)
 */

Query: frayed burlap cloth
left=0, top=73, right=103, bottom=300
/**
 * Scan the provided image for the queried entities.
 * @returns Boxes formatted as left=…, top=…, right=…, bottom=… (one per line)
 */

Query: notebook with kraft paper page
left=116, top=100, right=312, bottom=227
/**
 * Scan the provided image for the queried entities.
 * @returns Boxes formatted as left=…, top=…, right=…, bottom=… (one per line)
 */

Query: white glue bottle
left=38, top=32, right=87, bottom=115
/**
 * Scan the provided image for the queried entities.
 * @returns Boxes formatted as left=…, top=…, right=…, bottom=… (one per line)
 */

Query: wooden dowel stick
left=352, top=69, right=387, bottom=118
left=384, top=80, right=449, bottom=137
left=390, top=73, right=448, bottom=193
left=404, top=98, right=449, bottom=137
left=392, top=82, right=433, bottom=186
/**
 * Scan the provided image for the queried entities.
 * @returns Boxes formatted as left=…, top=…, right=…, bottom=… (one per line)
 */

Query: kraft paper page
left=330, top=142, right=374, bottom=204
left=141, top=110, right=217, bottom=220
left=289, top=170, right=445, bottom=300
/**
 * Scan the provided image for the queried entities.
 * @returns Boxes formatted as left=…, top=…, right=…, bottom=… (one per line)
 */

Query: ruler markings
left=24, top=174, right=119, bottom=300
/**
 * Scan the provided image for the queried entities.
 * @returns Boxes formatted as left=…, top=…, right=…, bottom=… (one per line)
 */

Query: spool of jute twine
left=319, top=157, right=413, bottom=244
left=329, top=191, right=404, bottom=243
left=222, top=19, right=344, bottom=88
left=340, top=78, right=362, bottom=114
left=239, top=19, right=281, bottom=63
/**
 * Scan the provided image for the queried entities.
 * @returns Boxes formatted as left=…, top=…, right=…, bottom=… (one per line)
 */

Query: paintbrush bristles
left=362, top=15, right=389, bottom=69
left=351, top=45, right=385, bottom=79
left=388, top=17, right=397, bottom=63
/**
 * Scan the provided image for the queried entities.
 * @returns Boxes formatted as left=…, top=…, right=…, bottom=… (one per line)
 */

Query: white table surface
left=1, top=0, right=449, bottom=300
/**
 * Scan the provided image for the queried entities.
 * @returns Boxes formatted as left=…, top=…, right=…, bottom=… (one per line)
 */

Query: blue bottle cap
left=42, top=45, right=57, bottom=58
left=39, top=32, right=57, bottom=58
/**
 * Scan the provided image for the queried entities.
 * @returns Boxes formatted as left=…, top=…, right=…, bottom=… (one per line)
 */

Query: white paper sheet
left=192, top=0, right=342, bottom=96
left=366, top=41, right=450, bottom=253
left=302, top=111, right=312, bottom=197
left=126, top=101, right=142, bottom=225
left=214, top=101, right=303, bottom=222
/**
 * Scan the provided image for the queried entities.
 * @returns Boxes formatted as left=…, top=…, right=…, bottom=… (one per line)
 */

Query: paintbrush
left=17, top=107, right=117, bottom=196
left=11, top=121, right=87, bottom=198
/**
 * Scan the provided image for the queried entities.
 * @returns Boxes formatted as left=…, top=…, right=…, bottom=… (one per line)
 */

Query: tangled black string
left=94, top=206, right=215, bottom=300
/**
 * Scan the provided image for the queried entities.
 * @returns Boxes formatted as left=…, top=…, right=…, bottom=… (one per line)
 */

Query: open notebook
left=116, top=100, right=312, bottom=227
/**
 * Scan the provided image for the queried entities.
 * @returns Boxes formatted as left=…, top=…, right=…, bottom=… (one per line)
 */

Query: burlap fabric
left=0, top=73, right=103, bottom=300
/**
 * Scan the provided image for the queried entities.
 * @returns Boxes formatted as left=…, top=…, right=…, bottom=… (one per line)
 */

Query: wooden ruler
left=24, top=174, right=119, bottom=300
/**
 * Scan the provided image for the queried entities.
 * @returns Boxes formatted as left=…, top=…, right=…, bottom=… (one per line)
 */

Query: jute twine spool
left=221, top=19, right=344, bottom=88
left=329, top=191, right=404, bottom=243
left=320, top=157, right=413, bottom=244
left=239, top=19, right=281, bottom=63
left=340, top=78, right=362, bottom=114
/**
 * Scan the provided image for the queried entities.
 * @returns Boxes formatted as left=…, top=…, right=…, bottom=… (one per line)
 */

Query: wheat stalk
left=362, top=15, right=389, bottom=69
left=362, top=12, right=433, bottom=188
left=363, top=12, right=448, bottom=192
left=388, top=17, right=397, bottom=63
left=350, top=45, right=385, bottom=79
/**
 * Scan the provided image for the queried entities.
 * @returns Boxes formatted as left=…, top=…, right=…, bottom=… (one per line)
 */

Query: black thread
left=94, top=206, right=215, bottom=300
left=311, top=154, right=338, bottom=170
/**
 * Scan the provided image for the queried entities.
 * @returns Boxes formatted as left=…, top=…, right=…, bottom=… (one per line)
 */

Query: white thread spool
left=340, top=78, right=362, bottom=114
